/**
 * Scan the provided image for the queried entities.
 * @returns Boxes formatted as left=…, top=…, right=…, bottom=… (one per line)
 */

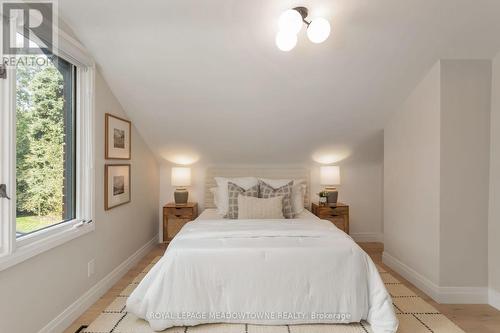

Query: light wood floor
left=64, top=242, right=500, bottom=333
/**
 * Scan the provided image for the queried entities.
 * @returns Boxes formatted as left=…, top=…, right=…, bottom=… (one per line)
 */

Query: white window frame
left=0, top=25, right=95, bottom=271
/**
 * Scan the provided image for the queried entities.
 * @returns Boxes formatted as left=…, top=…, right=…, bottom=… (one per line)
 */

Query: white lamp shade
left=278, top=9, right=303, bottom=35
left=171, top=167, right=191, bottom=187
left=307, top=17, right=331, bottom=44
left=320, top=166, right=340, bottom=186
left=275, top=30, right=298, bottom=51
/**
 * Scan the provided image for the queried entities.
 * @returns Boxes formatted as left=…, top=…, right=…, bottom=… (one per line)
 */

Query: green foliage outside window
left=16, top=60, right=65, bottom=221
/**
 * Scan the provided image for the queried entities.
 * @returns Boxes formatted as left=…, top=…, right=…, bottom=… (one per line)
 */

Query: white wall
left=489, top=52, right=500, bottom=309
left=0, top=71, right=160, bottom=333
left=384, top=60, right=492, bottom=302
left=439, top=60, right=491, bottom=287
left=384, top=63, right=442, bottom=285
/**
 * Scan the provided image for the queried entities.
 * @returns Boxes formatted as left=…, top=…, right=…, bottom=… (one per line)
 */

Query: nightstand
left=311, top=202, right=349, bottom=234
left=163, top=202, right=198, bottom=242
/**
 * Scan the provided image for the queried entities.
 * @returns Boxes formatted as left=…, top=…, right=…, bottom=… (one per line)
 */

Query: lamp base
left=174, top=189, right=189, bottom=204
left=325, top=187, right=338, bottom=206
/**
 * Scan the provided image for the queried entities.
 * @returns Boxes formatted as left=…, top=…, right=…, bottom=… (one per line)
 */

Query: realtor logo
left=2, top=1, right=54, bottom=55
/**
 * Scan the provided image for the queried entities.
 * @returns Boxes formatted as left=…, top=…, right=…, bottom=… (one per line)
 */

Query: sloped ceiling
left=59, top=0, right=500, bottom=164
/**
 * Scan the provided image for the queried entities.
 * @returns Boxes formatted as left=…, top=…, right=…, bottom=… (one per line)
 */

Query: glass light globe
left=275, top=30, right=297, bottom=52
left=278, top=9, right=303, bottom=35
left=307, top=18, right=331, bottom=44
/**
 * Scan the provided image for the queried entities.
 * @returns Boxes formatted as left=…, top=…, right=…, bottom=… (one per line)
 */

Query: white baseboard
left=382, top=251, right=441, bottom=300
left=382, top=251, right=488, bottom=304
left=438, top=285, right=489, bottom=304
left=351, top=232, right=384, bottom=243
left=490, top=289, right=500, bottom=310
left=39, top=234, right=159, bottom=333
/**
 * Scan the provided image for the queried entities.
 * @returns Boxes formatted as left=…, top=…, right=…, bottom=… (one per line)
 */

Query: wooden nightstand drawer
left=318, top=206, right=348, bottom=216
left=311, top=202, right=349, bottom=234
left=332, top=206, right=349, bottom=215
left=167, top=218, right=190, bottom=238
left=324, top=216, right=347, bottom=232
left=318, top=212, right=337, bottom=219
left=318, top=207, right=335, bottom=215
left=332, top=220, right=346, bottom=231
left=163, top=202, right=198, bottom=242
left=165, top=207, right=194, bottom=217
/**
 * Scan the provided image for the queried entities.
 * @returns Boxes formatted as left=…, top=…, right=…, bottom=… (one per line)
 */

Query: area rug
left=82, top=257, right=465, bottom=333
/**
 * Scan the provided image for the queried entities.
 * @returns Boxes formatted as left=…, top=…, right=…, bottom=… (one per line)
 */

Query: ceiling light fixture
left=275, top=30, right=298, bottom=52
left=278, top=9, right=303, bottom=35
left=276, top=7, right=331, bottom=51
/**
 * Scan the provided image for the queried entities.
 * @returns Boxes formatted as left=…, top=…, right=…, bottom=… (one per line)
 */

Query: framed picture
left=105, top=113, right=131, bottom=160
left=105, top=164, right=131, bottom=210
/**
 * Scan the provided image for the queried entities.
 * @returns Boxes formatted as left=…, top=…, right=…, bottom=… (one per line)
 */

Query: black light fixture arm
left=293, top=6, right=311, bottom=26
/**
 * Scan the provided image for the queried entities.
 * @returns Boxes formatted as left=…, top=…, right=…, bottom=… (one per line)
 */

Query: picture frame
left=105, top=164, right=131, bottom=210
left=105, top=113, right=131, bottom=160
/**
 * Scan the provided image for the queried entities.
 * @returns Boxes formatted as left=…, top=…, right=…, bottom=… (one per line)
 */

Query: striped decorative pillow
left=226, top=182, right=259, bottom=219
left=259, top=180, right=294, bottom=218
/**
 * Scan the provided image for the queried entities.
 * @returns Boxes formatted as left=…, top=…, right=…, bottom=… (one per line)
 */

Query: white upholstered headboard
left=204, top=167, right=310, bottom=209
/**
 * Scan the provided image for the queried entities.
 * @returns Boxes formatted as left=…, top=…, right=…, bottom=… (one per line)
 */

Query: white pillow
left=292, top=183, right=307, bottom=215
left=209, top=187, right=219, bottom=208
left=214, top=177, right=259, bottom=216
left=237, top=195, right=284, bottom=219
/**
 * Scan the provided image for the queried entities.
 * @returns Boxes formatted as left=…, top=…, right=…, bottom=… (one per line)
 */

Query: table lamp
left=171, top=167, right=191, bottom=204
left=320, top=165, right=340, bottom=205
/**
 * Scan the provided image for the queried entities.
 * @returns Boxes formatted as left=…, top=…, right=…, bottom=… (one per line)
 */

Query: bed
left=126, top=168, right=398, bottom=333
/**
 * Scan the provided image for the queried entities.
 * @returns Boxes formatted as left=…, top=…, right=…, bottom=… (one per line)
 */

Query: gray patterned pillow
left=259, top=180, right=294, bottom=218
left=226, top=182, right=259, bottom=219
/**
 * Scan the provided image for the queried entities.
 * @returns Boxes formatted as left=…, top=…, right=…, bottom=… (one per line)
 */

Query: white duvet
left=126, top=219, right=398, bottom=332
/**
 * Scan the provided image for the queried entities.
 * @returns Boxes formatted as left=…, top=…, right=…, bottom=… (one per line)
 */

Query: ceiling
left=59, top=0, right=500, bottom=165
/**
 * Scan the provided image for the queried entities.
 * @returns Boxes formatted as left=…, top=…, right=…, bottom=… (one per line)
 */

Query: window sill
left=0, top=220, right=94, bottom=272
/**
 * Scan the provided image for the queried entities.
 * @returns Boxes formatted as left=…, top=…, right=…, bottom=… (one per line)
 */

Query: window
left=15, top=55, right=77, bottom=238
left=0, top=25, right=95, bottom=270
